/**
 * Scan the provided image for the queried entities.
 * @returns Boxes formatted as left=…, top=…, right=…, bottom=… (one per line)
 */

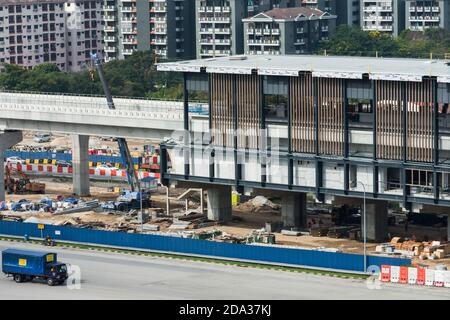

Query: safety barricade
left=10, top=163, right=160, bottom=182
left=378, top=265, right=449, bottom=288
left=381, top=265, right=391, bottom=282
left=408, top=267, right=417, bottom=285
left=425, top=268, right=435, bottom=286
left=399, top=266, right=408, bottom=284
left=434, top=270, right=445, bottom=288
left=390, top=266, right=400, bottom=283
left=417, top=267, right=426, bottom=285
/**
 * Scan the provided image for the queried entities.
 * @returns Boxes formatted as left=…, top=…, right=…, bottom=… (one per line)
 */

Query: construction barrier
left=4, top=150, right=151, bottom=166
left=381, top=265, right=450, bottom=288
left=381, top=265, right=391, bottom=282
left=417, top=267, right=426, bottom=285
left=399, top=266, right=408, bottom=284
left=390, top=265, right=400, bottom=283
left=425, top=269, right=435, bottom=286
left=10, top=163, right=160, bottom=181
left=0, top=221, right=410, bottom=273
left=408, top=267, right=417, bottom=284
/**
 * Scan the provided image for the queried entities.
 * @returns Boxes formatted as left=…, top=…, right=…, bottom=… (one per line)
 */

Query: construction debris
left=142, top=224, right=160, bottom=232
left=281, top=230, right=301, bottom=236
left=386, top=237, right=450, bottom=260
left=236, top=196, right=280, bottom=213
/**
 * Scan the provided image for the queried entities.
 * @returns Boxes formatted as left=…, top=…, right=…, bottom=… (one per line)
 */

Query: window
left=348, top=98, right=372, bottom=128
left=263, top=76, right=288, bottom=124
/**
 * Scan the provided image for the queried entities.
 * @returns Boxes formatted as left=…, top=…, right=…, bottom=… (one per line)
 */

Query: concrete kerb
left=0, top=234, right=369, bottom=278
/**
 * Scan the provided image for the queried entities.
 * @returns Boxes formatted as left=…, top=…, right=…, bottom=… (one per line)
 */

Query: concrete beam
left=72, top=134, right=90, bottom=197
left=207, top=186, right=232, bottom=223
left=281, top=193, right=307, bottom=230
left=0, top=119, right=174, bottom=141
left=365, top=200, right=388, bottom=242
left=0, top=130, right=23, bottom=202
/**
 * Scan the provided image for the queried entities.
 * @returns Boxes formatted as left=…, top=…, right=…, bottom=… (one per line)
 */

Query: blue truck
left=2, top=249, right=68, bottom=286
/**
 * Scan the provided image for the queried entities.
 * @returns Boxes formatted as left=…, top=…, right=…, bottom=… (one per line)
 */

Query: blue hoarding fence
left=0, top=221, right=411, bottom=273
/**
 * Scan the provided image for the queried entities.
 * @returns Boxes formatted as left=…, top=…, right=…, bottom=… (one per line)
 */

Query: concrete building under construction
left=157, top=54, right=450, bottom=242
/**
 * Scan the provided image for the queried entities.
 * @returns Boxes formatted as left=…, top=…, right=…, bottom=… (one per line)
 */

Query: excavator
left=4, top=164, right=45, bottom=195
left=89, top=53, right=140, bottom=193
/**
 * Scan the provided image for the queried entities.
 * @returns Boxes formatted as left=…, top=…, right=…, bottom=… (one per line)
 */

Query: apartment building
left=361, top=0, right=405, bottom=36
left=248, top=0, right=297, bottom=15
left=103, top=0, right=194, bottom=63
left=243, top=7, right=336, bottom=55
left=196, top=0, right=248, bottom=58
left=300, top=0, right=336, bottom=14
left=0, top=0, right=103, bottom=71
left=336, top=0, right=361, bottom=26
left=406, top=0, right=450, bottom=31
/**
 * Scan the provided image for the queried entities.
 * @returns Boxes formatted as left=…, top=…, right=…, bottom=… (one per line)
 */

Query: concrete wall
left=323, top=162, right=345, bottom=190
left=293, top=160, right=316, bottom=187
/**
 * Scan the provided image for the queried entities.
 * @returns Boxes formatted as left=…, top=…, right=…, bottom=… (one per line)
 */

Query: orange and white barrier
left=380, top=265, right=450, bottom=288
left=11, top=163, right=160, bottom=181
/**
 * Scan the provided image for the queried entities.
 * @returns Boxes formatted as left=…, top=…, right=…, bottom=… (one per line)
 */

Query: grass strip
left=0, top=236, right=369, bottom=280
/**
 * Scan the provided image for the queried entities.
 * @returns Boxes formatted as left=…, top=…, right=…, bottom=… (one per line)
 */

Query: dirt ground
left=2, top=177, right=449, bottom=269
left=3, top=131, right=450, bottom=269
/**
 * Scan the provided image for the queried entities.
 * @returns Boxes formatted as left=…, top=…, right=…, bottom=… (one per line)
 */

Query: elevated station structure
left=158, top=54, right=450, bottom=241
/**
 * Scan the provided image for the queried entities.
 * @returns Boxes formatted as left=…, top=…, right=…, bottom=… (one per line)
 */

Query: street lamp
left=355, top=180, right=367, bottom=273
left=138, top=181, right=143, bottom=233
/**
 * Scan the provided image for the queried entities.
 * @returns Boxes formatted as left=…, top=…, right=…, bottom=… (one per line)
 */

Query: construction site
left=1, top=131, right=449, bottom=271
left=1, top=54, right=450, bottom=283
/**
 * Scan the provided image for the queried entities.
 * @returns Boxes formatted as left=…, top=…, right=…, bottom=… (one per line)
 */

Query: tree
left=0, top=51, right=184, bottom=98
left=319, top=26, right=450, bottom=59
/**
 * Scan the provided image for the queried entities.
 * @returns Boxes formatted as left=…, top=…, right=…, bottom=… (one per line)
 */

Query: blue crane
left=90, top=53, right=140, bottom=192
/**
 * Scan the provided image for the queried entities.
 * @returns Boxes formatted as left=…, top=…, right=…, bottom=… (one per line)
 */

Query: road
left=0, top=241, right=448, bottom=300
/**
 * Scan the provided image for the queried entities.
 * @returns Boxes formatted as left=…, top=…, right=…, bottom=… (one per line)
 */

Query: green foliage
left=0, top=51, right=183, bottom=99
left=320, top=26, right=450, bottom=59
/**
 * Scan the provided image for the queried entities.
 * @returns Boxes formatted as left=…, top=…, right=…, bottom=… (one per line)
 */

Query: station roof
left=157, top=55, right=450, bottom=83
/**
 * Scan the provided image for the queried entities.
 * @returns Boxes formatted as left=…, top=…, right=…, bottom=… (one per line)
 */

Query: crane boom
left=90, top=53, right=139, bottom=192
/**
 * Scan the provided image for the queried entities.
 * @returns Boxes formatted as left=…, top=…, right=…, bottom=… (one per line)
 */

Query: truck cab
left=46, top=263, right=68, bottom=284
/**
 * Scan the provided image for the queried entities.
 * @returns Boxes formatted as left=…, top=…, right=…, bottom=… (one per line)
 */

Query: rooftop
left=243, top=7, right=332, bottom=21
left=157, top=55, right=450, bottom=83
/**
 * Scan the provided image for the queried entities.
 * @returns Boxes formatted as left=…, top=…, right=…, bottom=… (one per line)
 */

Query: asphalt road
left=0, top=241, right=448, bottom=300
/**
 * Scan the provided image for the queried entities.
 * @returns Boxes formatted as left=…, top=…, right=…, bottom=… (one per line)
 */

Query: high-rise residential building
left=103, top=0, right=194, bottom=63
left=299, top=0, right=360, bottom=27
left=361, top=0, right=405, bottom=36
left=196, top=0, right=248, bottom=58
left=243, top=7, right=336, bottom=55
left=335, top=0, right=361, bottom=26
left=405, top=0, right=450, bottom=31
left=0, top=0, right=104, bottom=71
left=300, top=0, right=336, bottom=14
left=248, top=0, right=297, bottom=15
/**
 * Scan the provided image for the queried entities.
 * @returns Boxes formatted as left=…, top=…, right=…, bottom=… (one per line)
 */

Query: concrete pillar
left=71, top=134, right=90, bottom=197
left=207, top=186, right=232, bottom=223
left=0, top=131, right=23, bottom=202
left=365, top=200, right=388, bottom=242
left=448, top=214, right=450, bottom=242
left=281, top=192, right=307, bottom=230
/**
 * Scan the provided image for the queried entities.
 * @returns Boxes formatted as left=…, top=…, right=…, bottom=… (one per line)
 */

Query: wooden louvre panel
left=210, top=73, right=234, bottom=148
left=317, top=78, right=344, bottom=156
left=290, top=74, right=314, bottom=154
left=406, top=80, right=433, bottom=163
left=376, top=80, right=403, bottom=160
left=236, top=74, right=261, bottom=150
